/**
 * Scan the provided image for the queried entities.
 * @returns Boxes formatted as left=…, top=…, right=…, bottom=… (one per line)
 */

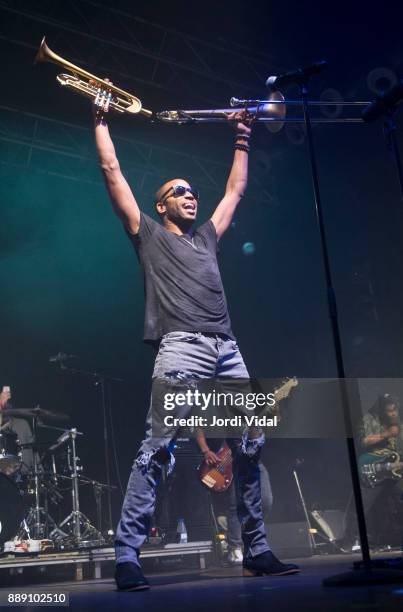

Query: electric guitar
left=198, top=377, right=298, bottom=492
left=359, top=448, right=403, bottom=488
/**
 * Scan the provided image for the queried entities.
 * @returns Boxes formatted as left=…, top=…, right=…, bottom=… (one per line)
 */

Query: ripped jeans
left=115, top=331, right=271, bottom=565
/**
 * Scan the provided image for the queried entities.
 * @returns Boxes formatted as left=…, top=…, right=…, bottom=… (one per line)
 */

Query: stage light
left=367, top=67, right=397, bottom=94
left=242, top=242, right=255, bottom=256
left=285, top=123, right=305, bottom=146
left=320, top=88, right=343, bottom=119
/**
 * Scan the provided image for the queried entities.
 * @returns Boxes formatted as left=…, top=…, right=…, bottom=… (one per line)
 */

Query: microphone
left=266, top=61, right=327, bottom=91
left=362, top=80, right=403, bottom=122
left=49, top=352, right=78, bottom=363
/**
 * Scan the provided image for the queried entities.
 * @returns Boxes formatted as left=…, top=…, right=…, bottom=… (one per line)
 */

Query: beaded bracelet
left=234, top=143, right=250, bottom=153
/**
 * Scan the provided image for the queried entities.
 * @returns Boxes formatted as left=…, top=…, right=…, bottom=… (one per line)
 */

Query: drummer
left=0, top=385, right=35, bottom=474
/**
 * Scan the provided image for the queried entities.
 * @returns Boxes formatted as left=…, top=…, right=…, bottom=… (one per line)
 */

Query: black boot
left=115, top=562, right=150, bottom=591
left=243, top=551, right=300, bottom=577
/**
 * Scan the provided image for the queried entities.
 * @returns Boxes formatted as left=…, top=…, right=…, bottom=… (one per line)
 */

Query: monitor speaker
left=268, top=521, right=313, bottom=558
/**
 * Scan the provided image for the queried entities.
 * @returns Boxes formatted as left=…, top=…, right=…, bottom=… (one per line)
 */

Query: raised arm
left=94, top=111, right=141, bottom=234
left=211, top=112, right=253, bottom=240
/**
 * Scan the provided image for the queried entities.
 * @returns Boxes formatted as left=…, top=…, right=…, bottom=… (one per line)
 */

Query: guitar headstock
left=273, top=376, right=299, bottom=403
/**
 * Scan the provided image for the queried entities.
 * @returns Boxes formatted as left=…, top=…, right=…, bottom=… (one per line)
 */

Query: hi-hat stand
left=57, top=428, right=104, bottom=548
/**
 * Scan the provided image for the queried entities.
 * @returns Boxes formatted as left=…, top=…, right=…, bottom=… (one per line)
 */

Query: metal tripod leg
left=57, top=428, right=104, bottom=547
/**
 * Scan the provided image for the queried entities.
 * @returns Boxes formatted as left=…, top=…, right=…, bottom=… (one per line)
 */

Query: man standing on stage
left=94, top=98, right=299, bottom=591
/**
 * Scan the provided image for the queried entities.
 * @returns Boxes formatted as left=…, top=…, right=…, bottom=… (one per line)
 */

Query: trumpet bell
left=230, top=91, right=286, bottom=132
left=263, top=91, right=286, bottom=133
left=35, top=36, right=51, bottom=64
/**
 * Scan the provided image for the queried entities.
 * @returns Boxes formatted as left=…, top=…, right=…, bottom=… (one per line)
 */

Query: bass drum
left=0, top=474, right=24, bottom=546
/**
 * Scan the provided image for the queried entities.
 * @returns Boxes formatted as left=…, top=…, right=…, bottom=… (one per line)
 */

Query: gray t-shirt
left=127, top=213, right=234, bottom=344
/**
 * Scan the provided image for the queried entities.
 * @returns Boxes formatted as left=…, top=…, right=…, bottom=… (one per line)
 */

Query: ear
left=156, top=201, right=167, bottom=217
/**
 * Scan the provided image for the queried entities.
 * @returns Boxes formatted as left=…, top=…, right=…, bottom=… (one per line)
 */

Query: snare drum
left=0, top=431, right=22, bottom=475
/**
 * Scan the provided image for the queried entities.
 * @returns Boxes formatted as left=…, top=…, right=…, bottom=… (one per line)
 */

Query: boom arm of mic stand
left=59, top=364, right=124, bottom=383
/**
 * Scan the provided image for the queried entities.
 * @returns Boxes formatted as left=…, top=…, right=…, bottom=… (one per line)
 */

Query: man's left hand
left=228, top=109, right=255, bottom=136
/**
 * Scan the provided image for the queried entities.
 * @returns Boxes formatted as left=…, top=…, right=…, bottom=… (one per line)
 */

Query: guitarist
left=346, top=394, right=403, bottom=548
left=359, top=394, right=402, bottom=455
left=195, top=429, right=273, bottom=564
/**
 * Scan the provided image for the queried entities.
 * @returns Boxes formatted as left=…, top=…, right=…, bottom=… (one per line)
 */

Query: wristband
left=236, top=132, right=250, bottom=140
left=95, top=109, right=106, bottom=125
left=234, top=143, right=250, bottom=153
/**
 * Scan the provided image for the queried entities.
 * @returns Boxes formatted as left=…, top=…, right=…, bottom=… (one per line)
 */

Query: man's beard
left=387, top=415, right=399, bottom=425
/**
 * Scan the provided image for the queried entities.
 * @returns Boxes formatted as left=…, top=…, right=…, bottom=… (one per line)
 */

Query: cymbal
left=2, top=407, right=70, bottom=421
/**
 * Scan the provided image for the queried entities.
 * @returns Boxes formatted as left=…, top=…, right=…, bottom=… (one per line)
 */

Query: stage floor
left=1, top=553, right=403, bottom=611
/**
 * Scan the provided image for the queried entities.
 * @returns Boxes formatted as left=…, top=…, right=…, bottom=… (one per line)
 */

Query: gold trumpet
left=35, top=37, right=152, bottom=118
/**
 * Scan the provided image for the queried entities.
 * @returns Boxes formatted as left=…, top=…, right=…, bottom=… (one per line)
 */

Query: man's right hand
left=92, top=79, right=112, bottom=122
left=203, top=449, right=220, bottom=467
left=385, top=424, right=400, bottom=438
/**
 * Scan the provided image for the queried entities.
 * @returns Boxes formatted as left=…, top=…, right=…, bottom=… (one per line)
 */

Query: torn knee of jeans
left=161, top=371, right=198, bottom=387
left=135, top=446, right=176, bottom=475
left=237, top=433, right=265, bottom=457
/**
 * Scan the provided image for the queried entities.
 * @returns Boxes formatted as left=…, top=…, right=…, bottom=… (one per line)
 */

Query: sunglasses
left=160, top=184, right=200, bottom=203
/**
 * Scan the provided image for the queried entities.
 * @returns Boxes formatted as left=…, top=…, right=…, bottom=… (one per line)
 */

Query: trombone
left=35, top=37, right=152, bottom=118
left=156, top=93, right=369, bottom=132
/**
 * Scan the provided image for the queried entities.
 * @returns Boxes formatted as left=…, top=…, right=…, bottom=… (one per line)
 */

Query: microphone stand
left=292, top=462, right=317, bottom=553
left=291, top=73, right=403, bottom=585
left=56, top=361, right=123, bottom=536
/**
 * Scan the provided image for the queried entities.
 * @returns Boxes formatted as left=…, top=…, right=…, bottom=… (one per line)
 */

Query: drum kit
left=0, top=406, right=114, bottom=552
